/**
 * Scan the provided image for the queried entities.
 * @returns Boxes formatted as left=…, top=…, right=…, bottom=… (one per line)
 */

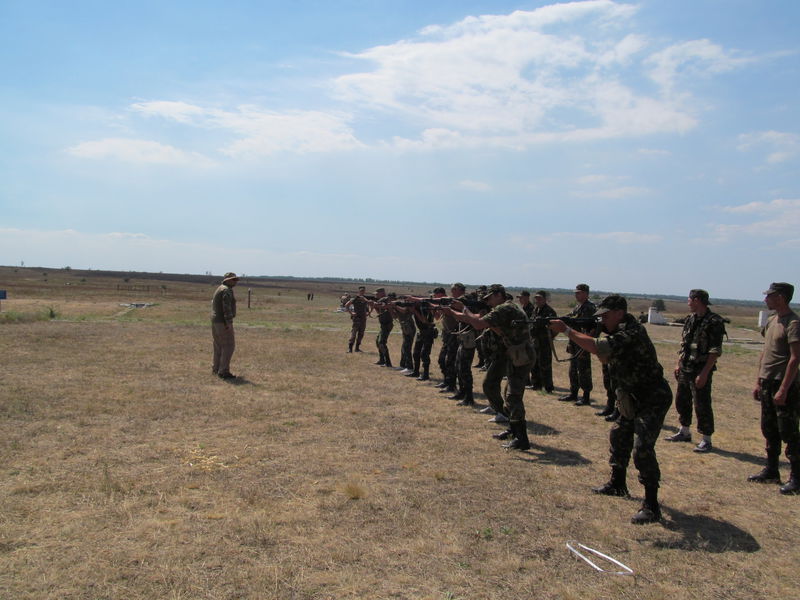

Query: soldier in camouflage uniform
left=345, top=286, right=370, bottom=352
left=559, top=284, right=596, bottom=405
left=372, top=289, right=395, bottom=368
left=551, top=295, right=672, bottom=524
left=211, top=272, right=239, bottom=379
left=530, top=291, right=557, bottom=392
left=436, top=283, right=465, bottom=394
left=445, top=284, right=535, bottom=450
left=474, top=285, right=489, bottom=369
left=665, top=289, right=726, bottom=452
left=396, top=305, right=417, bottom=372
left=450, top=291, right=480, bottom=406
left=749, top=282, right=800, bottom=495
left=407, top=298, right=438, bottom=381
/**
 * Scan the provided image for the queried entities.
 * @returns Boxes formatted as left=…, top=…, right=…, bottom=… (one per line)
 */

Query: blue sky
left=1, top=0, right=798, bottom=300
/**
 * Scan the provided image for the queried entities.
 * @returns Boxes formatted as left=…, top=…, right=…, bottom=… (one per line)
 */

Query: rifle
left=421, top=296, right=490, bottom=313
left=511, top=315, right=600, bottom=363
left=512, top=315, right=599, bottom=330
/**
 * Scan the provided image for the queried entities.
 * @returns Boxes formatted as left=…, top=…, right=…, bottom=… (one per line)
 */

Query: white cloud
left=67, top=138, right=215, bottom=167
left=710, top=198, right=800, bottom=241
left=332, top=1, right=743, bottom=150
left=129, top=101, right=364, bottom=157
left=458, top=179, right=491, bottom=192
left=737, top=130, right=799, bottom=164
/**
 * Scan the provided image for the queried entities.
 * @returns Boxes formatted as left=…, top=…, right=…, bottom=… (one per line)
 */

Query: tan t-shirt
left=759, top=311, right=800, bottom=380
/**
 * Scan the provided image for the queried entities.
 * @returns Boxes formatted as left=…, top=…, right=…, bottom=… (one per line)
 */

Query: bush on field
left=0, top=307, right=58, bottom=324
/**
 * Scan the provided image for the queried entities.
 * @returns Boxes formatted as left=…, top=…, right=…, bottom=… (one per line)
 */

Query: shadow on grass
left=223, top=376, right=255, bottom=386
left=655, top=506, right=760, bottom=553
left=514, top=442, right=592, bottom=467
left=710, top=447, right=766, bottom=466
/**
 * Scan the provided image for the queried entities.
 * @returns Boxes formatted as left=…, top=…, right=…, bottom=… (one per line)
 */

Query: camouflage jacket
left=350, top=295, right=370, bottom=318
left=211, top=284, right=236, bottom=323
left=531, top=303, right=557, bottom=341
left=482, top=300, right=531, bottom=348
left=678, top=310, right=725, bottom=371
left=596, top=313, right=664, bottom=395
left=567, top=300, right=596, bottom=331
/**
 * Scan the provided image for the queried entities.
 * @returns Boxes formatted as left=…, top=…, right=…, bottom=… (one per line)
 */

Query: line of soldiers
left=342, top=280, right=800, bottom=524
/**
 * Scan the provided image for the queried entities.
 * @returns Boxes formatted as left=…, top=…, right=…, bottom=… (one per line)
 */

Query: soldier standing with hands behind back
left=211, top=272, right=239, bottom=379
left=748, top=282, right=800, bottom=495
left=665, top=289, right=726, bottom=452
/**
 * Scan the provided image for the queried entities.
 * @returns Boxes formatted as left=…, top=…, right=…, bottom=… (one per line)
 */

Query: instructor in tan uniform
left=211, top=272, right=239, bottom=379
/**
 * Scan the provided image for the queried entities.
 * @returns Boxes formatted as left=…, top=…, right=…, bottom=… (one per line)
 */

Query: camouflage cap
left=374, top=287, right=386, bottom=293
left=451, top=282, right=466, bottom=291
left=689, top=289, right=711, bottom=305
left=594, top=294, right=628, bottom=315
left=482, top=283, right=506, bottom=301
left=763, top=282, right=794, bottom=302
left=574, top=283, right=590, bottom=293
left=516, top=290, right=531, bottom=297
left=534, top=290, right=548, bottom=299
left=222, top=272, right=239, bottom=284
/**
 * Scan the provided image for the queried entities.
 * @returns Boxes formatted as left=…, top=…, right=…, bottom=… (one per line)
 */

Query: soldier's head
left=358, top=286, right=366, bottom=295
left=595, top=294, right=627, bottom=333
left=763, top=282, right=794, bottom=310
left=222, top=272, right=239, bottom=287
left=432, top=287, right=447, bottom=298
left=516, top=290, right=531, bottom=306
left=482, top=284, right=506, bottom=307
left=688, top=289, right=711, bottom=312
left=374, top=287, right=386, bottom=299
left=451, top=282, right=466, bottom=298
left=534, top=291, right=548, bottom=307
left=574, top=283, right=589, bottom=303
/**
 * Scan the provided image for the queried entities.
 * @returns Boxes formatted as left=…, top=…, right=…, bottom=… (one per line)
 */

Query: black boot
left=406, top=359, right=420, bottom=377
left=492, top=429, right=514, bottom=440
left=592, top=468, right=629, bottom=497
left=631, top=485, right=661, bottom=524
left=503, top=421, right=531, bottom=450
left=575, top=391, right=591, bottom=406
left=448, top=389, right=466, bottom=400
left=748, top=456, right=781, bottom=484
left=457, top=390, right=475, bottom=406
left=417, top=367, right=430, bottom=381
left=780, top=461, right=800, bottom=495
left=604, top=409, right=620, bottom=422
left=348, top=342, right=353, bottom=353
left=559, top=390, right=578, bottom=402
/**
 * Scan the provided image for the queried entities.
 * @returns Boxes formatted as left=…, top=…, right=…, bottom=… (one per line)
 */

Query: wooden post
left=248, top=288, right=251, bottom=309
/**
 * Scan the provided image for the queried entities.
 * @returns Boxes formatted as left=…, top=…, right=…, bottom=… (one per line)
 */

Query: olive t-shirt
left=759, top=311, right=800, bottom=380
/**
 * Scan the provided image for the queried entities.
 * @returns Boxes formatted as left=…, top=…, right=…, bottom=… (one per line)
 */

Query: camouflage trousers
left=568, top=344, right=592, bottom=394
left=455, top=344, right=475, bottom=394
left=609, top=379, right=672, bottom=488
left=530, top=335, right=554, bottom=390
left=400, top=332, right=415, bottom=369
left=376, top=321, right=394, bottom=365
left=601, top=363, right=617, bottom=410
left=437, top=331, right=459, bottom=386
left=758, top=378, right=800, bottom=464
left=675, top=368, right=715, bottom=436
left=483, top=351, right=532, bottom=423
left=412, top=327, right=436, bottom=371
left=349, top=315, right=367, bottom=348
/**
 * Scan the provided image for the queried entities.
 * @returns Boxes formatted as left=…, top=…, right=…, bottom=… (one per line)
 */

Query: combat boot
left=559, top=390, right=578, bottom=402
left=631, top=485, right=661, bottom=524
left=748, top=456, right=781, bottom=484
left=348, top=342, right=353, bottom=353
left=780, top=461, right=800, bottom=495
left=503, top=421, right=531, bottom=451
left=448, top=390, right=465, bottom=400
left=592, top=468, right=629, bottom=497
left=492, top=429, right=514, bottom=440
left=574, top=391, right=591, bottom=406
left=417, top=367, right=430, bottom=381
left=457, top=390, right=475, bottom=406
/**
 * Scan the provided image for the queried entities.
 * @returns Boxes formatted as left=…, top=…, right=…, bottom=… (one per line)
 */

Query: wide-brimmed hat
left=222, top=272, right=239, bottom=284
left=482, top=284, right=505, bottom=301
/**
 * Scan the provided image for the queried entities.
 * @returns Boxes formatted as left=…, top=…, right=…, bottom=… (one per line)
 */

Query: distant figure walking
left=211, top=272, right=239, bottom=379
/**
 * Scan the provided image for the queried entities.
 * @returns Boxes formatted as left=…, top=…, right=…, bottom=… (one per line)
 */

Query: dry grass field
left=1, top=266, right=797, bottom=599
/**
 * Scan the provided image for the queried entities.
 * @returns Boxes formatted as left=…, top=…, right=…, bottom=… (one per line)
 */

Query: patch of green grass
left=0, top=308, right=58, bottom=324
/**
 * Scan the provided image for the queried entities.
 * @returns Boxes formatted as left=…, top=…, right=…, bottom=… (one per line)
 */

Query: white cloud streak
left=67, top=138, right=215, bottom=167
